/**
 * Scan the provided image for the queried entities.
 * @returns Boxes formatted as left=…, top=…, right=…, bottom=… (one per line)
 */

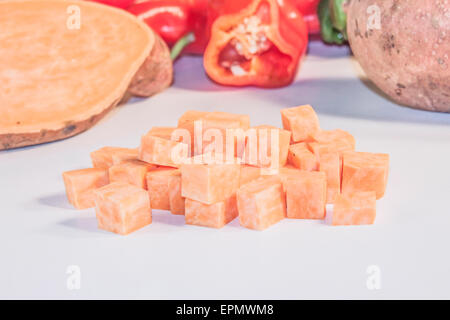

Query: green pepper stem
left=170, top=32, right=196, bottom=61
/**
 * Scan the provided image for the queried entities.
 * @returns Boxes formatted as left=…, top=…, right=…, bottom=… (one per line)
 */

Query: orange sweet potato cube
left=168, top=173, right=185, bottom=215
left=308, top=140, right=355, bottom=160
left=237, top=176, right=286, bottom=230
left=91, top=146, right=138, bottom=168
left=111, top=148, right=139, bottom=165
left=139, top=133, right=189, bottom=167
left=277, top=165, right=304, bottom=192
left=318, top=152, right=341, bottom=204
left=178, top=111, right=250, bottom=157
left=94, top=182, right=151, bottom=235
left=288, top=142, right=318, bottom=171
left=285, top=171, right=327, bottom=219
left=332, top=192, right=376, bottom=226
left=63, top=168, right=109, bottom=209
left=239, top=165, right=262, bottom=186
left=147, top=126, right=178, bottom=140
left=177, top=110, right=208, bottom=127
left=342, top=152, right=389, bottom=199
left=146, top=168, right=180, bottom=210
left=280, top=105, right=320, bottom=143
left=244, top=125, right=291, bottom=168
left=181, top=162, right=240, bottom=204
left=109, top=160, right=156, bottom=189
left=185, top=194, right=238, bottom=228
left=312, top=129, right=355, bottom=149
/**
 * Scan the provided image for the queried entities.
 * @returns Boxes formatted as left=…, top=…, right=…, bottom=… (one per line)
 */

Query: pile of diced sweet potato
left=62, top=105, right=390, bottom=235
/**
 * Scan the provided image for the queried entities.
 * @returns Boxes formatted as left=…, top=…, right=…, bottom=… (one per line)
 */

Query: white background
left=1, top=41, right=450, bottom=299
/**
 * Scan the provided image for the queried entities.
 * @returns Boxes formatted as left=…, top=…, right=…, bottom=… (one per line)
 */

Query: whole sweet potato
left=346, top=0, right=450, bottom=112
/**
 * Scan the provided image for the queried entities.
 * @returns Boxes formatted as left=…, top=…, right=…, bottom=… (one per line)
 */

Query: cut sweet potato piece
left=168, top=173, right=185, bottom=215
left=312, top=129, right=355, bottom=149
left=237, top=176, right=286, bottom=230
left=146, top=167, right=180, bottom=210
left=342, top=151, right=390, bottom=199
left=139, top=133, right=189, bottom=167
left=244, top=125, right=291, bottom=168
left=287, top=142, right=318, bottom=171
left=91, top=147, right=138, bottom=168
left=181, top=162, right=240, bottom=204
left=63, top=168, right=109, bottom=209
left=239, top=165, right=262, bottom=186
left=177, top=110, right=209, bottom=127
left=285, top=171, right=327, bottom=219
left=0, top=0, right=172, bottom=150
left=308, top=141, right=355, bottom=160
left=177, top=111, right=250, bottom=157
left=280, top=105, right=320, bottom=143
left=146, top=127, right=178, bottom=140
left=109, top=159, right=156, bottom=189
left=318, top=152, right=341, bottom=204
left=111, top=149, right=139, bottom=165
left=277, top=165, right=304, bottom=192
left=332, top=192, right=376, bottom=226
left=185, top=194, right=238, bottom=228
left=94, top=182, right=151, bottom=235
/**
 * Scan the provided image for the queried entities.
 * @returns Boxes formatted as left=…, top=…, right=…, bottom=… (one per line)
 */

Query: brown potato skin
left=347, top=0, right=450, bottom=112
left=127, top=32, right=173, bottom=97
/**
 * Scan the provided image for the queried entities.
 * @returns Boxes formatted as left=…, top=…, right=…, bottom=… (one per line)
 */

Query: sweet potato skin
left=127, top=33, right=173, bottom=97
left=347, top=0, right=450, bottom=112
left=0, top=97, right=120, bottom=150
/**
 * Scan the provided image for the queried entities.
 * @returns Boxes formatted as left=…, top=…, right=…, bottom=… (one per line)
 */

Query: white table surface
left=1, top=41, right=450, bottom=299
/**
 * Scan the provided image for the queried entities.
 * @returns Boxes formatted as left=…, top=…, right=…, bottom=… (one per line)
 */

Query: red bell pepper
left=127, top=0, right=208, bottom=56
left=203, top=0, right=308, bottom=87
left=89, top=0, right=134, bottom=9
left=292, top=0, right=321, bottom=34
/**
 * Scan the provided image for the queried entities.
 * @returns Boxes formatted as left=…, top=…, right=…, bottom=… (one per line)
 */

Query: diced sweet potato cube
left=285, top=171, right=327, bottom=219
left=109, top=160, right=156, bottom=189
left=111, top=148, right=139, bottom=165
left=280, top=105, right=320, bottom=143
left=239, top=165, right=262, bottom=186
left=147, top=126, right=178, bottom=140
left=177, top=110, right=208, bottom=127
left=63, top=168, right=109, bottom=209
left=181, top=162, right=240, bottom=204
left=94, top=182, right=151, bottom=235
left=139, top=133, right=189, bottom=167
left=205, top=111, right=250, bottom=130
left=308, top=140, right=354, bottom=160
left=146, top=168, right=180, bottom=210
left=332, top=192, right=376, bottom=226
left=342, top=152, right=389, bottom=199
left=244, top=125, right=291, bottom=168
left=178, top=111, right=250, bottom=157
left=288, top=142, right=318, bottom=171
left=277, top=165, right=304, bottom=192
left=185, top=194, right=238, bottom=228
left=312, top=129, right=355, bottom=149
left=237, top=176, right=286, bottom=230
left=168, top=173, right=185, bottom=215
left=91, top=146, right=138, bottom=168
left=318, top=152, right=341, bottom=204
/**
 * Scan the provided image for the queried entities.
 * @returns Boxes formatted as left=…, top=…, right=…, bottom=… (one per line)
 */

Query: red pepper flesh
left=204, top=0, right=308, bottom=87
left=291, top=0, right=321, bottom=34
left=128, top=0, right=190, bottom=46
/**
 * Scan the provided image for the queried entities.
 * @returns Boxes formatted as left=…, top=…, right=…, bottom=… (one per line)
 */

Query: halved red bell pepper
left=204, top=0, right=308, bottom=87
